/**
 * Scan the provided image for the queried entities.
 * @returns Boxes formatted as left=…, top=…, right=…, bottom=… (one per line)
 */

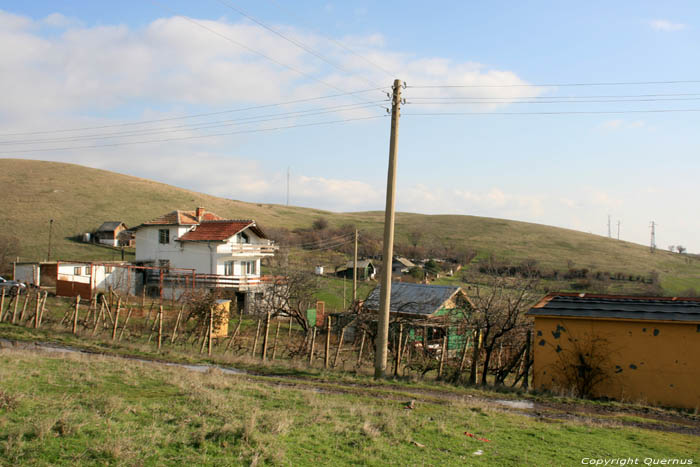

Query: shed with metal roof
left=527, top=292, right=700, bottom=409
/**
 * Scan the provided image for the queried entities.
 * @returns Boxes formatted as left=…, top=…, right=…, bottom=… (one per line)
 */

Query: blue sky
left=1, top=1, right=699, bottom=252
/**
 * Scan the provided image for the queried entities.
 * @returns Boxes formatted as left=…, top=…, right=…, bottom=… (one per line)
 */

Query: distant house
left=392, top=256, right=416, bottom=274
left=95, top=222, right=128, bottom=247
left=133, top=207, right=277, bottom=305
left=527, top=293, right=700, bottom=409
left=335, top=259, right=376, bottom=281
left=363, top=282, right=472, bottom=352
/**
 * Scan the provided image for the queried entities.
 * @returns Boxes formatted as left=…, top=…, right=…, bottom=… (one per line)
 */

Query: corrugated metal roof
left=527, top=293, right=700, bottom=322
left=364, top=282, right=462, bottom=317
left=178, top=220, right=258, bottom=241
left=393, top=257, right=416, bottom=268
left=343, top=259, right=374, bottom=269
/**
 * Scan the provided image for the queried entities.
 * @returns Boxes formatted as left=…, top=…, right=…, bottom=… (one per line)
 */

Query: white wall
left=57, top=263, right=91, bottom=284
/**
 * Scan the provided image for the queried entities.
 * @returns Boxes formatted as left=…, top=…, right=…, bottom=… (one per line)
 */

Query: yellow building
left=527, top=293, right=700, bottom=410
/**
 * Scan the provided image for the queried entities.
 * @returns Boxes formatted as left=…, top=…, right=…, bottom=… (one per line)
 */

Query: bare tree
left=551, top=333, right=615, bottom=398
left=257, top=267, right=320, bottom=334
left=465, top=269, right=539, bottom=386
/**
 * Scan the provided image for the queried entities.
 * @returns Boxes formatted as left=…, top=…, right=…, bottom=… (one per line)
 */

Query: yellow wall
left=532, top=316, right=700, bottom=410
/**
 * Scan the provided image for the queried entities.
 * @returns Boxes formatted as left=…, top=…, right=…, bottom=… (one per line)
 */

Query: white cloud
left=649, top=19, right=686, bottom=32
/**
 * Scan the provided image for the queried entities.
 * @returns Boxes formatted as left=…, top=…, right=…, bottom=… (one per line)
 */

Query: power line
left=0, top=87, right=387, bottom=137
left=402, top=108, right=700, bottom=116
left=266, top=0, right=397, bottom=79
left=407, top=80, right=700, bottom=88
left=0, top=114, right=386, bottom=156
left=150, top=0, right=388, bottom=113
left=0, top=102, right=386, bottom=145
left=407, top=92, right=700, bottom=100
left=214, top=0, right=383, bottom=89
left=406, top=97, right=700, bottom=105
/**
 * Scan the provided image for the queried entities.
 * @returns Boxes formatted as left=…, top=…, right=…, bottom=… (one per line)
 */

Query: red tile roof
left=178, top=220, right=266, bottom=241
left=141, top=210, right=224, bottom=226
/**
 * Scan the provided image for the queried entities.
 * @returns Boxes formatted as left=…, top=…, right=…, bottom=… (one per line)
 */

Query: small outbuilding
left=527, top=293, right=700, bottom=409
left=335, top=259, right=376, bottom=281
left=95, top=222, right=129, bottom=247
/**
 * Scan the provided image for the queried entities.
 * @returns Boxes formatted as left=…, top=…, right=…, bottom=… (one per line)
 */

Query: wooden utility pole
left=352, top=229, right=358, bottom=304
left=375, top=79, right=402, bottom=379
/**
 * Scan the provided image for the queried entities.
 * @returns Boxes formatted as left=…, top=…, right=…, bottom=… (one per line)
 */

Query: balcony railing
left=147, top=271, right=273, bottom=290
left=227, top=243, right=278, bottom=255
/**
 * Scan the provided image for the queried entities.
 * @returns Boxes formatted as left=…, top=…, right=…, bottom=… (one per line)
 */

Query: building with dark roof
left=527, top=292, right=700, bottom=409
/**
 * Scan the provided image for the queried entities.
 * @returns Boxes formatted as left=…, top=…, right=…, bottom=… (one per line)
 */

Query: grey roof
left=364, top=282, right=463, bottom=317
left=97, top=221, right=125, bottom=232
left=528, top=294, right=700, bottom=322
left=393, top=257, right=416, bottom=268
left=343, top=259, right=374, bottom=269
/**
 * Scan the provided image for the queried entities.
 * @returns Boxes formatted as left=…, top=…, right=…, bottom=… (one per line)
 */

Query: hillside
left=1, top=159, right=698, bottom=294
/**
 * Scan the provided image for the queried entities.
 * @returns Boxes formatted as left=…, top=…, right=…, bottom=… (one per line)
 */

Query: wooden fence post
left=324, top=316, right=332, bottom=369
left=158, top=306, right=164, bottom=351
left=308, top=327, right=317, bottom=365
left=112, top=298, right=121, bottom=341
left=207, top=306, right=213, bottom=356
left=92, top=300, right=104, bottom=336
left=438, top=334, right=448, bottom=379
left=72, top=295, right=81, bottom=335
left=333, top=326, right=346, bottom=368
left=261, top=311, right=271, bottom=361
left=118, top=308, right=133, bottom=341
left=469, top=328, right=480, bottom=385
left=38, top=292, right=48, bottom=327
left=225, top=309, right=243, bottom=354
left=11, top=292, right=20, bottom=324
left=0, top=288, right=5, bottom=322
left=394, top=323, right=403, bottom=377
left=357, top=330, right=366, bottom=366
left=171, top=305, right=183, bottom=344
left=271, top=319, right=281, bottom=360
left=251, top=319, right=261, bottom=357
left=33, top=291, right=41, bottom=328
left=19, top=292, right=30, bottom=322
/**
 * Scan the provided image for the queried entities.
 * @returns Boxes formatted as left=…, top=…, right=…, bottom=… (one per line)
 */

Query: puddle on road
left=494, top=399, right=535, bottom=410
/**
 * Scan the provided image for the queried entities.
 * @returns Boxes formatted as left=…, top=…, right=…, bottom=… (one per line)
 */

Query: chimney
left=196, top=207, right=205, bottom=221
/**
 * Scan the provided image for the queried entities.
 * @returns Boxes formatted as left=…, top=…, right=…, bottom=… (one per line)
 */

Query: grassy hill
left=1, top=159, right=698, bottom=294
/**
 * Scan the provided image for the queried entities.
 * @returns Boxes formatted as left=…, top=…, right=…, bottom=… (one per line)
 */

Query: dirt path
left=2, top=338, right=699, bottom=436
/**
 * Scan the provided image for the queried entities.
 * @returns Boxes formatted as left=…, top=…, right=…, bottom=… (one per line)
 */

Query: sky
left=1, top=1, right=699, bottom=252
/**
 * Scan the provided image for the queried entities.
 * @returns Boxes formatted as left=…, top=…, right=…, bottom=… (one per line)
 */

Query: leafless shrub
left=551, top=333, right=614, bottom=398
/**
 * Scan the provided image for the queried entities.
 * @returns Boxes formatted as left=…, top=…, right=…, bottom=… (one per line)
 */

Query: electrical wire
left=150, top=0, right=389, bottom=113
left=0, top=115, right=386, bottom=156
left=214, top=0, right=384, bottom=89
left=407, top=92, right=700, bottom=100
left=0, top=102, right=386, bottom=146
left=266, top=0, right=398, bottom=79
left=405, top=97, right=700, bottom=105
left=401, top=109, right=700, bottom=116
left=0, top=87, right=388, bottom=138
left=407, top=80, right=700, bottom=88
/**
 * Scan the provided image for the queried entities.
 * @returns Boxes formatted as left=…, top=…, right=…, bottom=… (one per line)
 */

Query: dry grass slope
left=1, top=159, right=698, bottom=293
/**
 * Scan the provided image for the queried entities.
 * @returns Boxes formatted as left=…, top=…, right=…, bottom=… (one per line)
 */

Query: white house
left=133, top=208, right=276, bottom=298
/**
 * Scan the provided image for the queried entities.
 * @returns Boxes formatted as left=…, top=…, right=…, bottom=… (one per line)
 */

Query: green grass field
left=1, top=159, right=698, bottom=295
left=1, top=349, right=698, bottom=466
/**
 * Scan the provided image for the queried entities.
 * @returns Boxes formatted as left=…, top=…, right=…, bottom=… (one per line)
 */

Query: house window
left=74, top=267, right=81, bottom=275
left=105, top=265, right=113, bottom=273
left=158, top=229, right=170, bottom=244
left=237, top=232, right=250, bottom=244
left=224, top=261, right=234, bottom=276
left=244, top=260, right=257, bottom=275
left=84, top=266, right=90, bottom=276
